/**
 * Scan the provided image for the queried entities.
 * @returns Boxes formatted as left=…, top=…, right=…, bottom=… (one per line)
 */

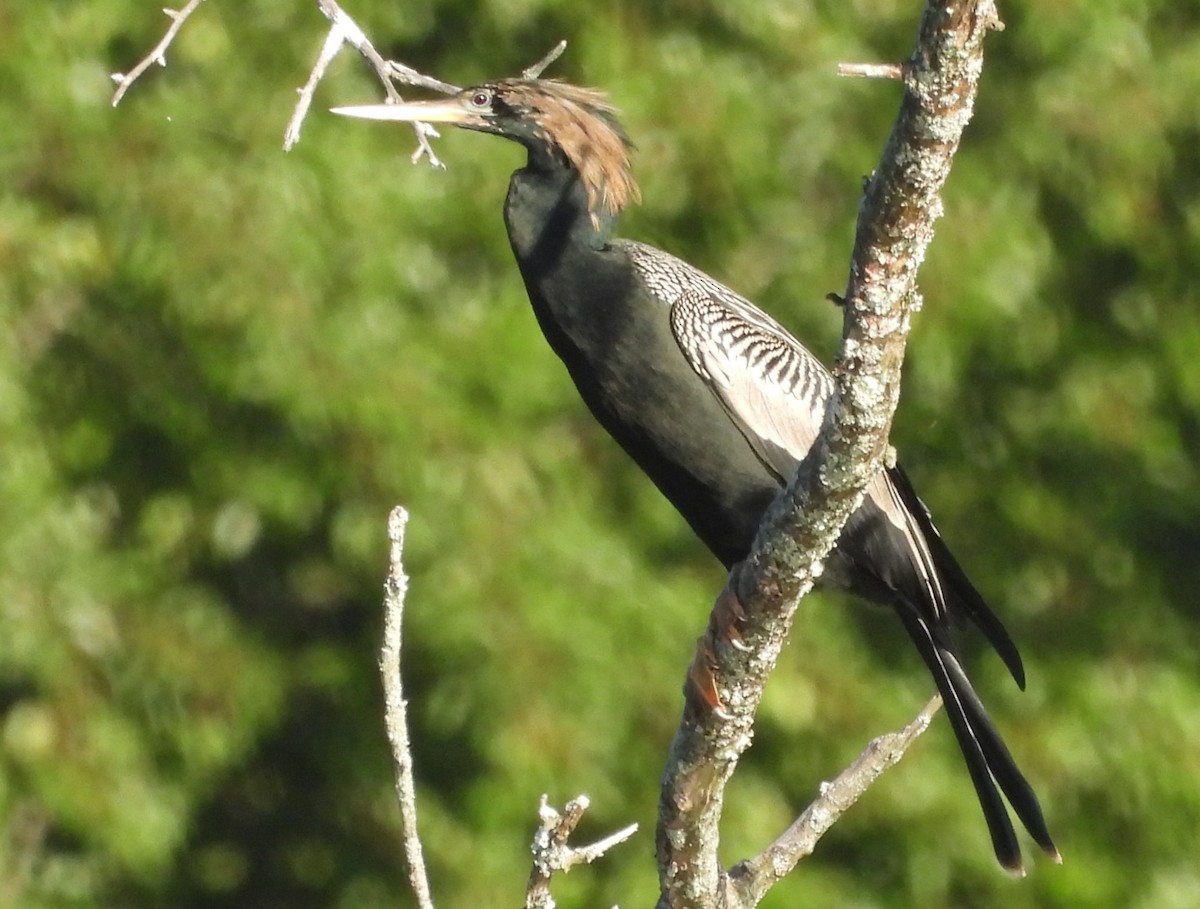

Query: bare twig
left=112, top=0, right=452, bottom=161
left=656, top=3, right=1004, bottom=908
left=523, top=40, right=568, bottom=80
left=727, top=697, right=942, bottom=906
left=385, top=60, right=461, bottom=96
left=115, top=3, right=564, bottom=162
left=381, top=507, right=436, bottom=909
left=110, top=0, right=208, bottom=106
left=291, top=0, right=453, bottom=163
left=314, top=0, right=459, bottom=96
left=837, top=62, right=905, bottom=80
left=526, top=795, right=638, bottom=909
left=285, top=10, right=354, bottom=150
left=382, top=511, right=636, bottom=909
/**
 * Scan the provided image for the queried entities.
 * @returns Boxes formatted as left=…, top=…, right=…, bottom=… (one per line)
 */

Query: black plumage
left=334, top=78, right=1059, bottom=872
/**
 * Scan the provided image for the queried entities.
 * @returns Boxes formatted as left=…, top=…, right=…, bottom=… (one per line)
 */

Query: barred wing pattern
left=621, top=240, right=832, bottom=481
left=622, top=239, right=948, bottom=618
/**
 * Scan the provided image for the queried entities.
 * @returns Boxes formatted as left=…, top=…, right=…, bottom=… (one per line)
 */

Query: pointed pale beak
left=331, top=98, right=479, bottom=125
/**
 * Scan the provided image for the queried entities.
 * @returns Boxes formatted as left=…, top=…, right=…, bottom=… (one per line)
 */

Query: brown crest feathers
left=507, top=79, right=641, bottom=227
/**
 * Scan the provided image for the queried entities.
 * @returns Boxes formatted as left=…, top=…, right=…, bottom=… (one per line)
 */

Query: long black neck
left=504, top=145, right=613, bottom=260
left=501, top=145, right=783, bottom=566
left=502, top=148, right=632, bottom=364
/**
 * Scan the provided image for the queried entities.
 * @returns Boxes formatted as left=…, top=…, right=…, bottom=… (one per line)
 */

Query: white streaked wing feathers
left=672, top=290, right=832, bottom=482
left=623, top=240, right=949, bottom=618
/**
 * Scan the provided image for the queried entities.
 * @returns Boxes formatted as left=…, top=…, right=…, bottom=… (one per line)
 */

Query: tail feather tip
left=1000, top=858, right=1027, bottom=878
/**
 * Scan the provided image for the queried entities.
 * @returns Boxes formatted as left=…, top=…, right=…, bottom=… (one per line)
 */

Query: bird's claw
left=686, top=639, right=732, bottom=719
left=713, top=581, right=750, bottom=651
left=683, top=580, right=755, bottom=718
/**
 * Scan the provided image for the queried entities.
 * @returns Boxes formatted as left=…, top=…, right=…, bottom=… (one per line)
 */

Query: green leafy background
left=2, top=2, right=1197, bottom=907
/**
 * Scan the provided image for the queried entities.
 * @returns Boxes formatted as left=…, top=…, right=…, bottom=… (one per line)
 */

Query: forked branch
left=526, top=795, right=638, bottom=909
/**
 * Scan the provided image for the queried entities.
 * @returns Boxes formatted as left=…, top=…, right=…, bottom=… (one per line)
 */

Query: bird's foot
left=686, top=639, right=731, bottom=719
left=683, top=579, right=753, bottom=720
left=712, top=579, right=751, bottom=652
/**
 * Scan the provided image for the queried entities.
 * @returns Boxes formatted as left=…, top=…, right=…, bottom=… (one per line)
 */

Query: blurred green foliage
left=2, top=1, right=1198, bottom=907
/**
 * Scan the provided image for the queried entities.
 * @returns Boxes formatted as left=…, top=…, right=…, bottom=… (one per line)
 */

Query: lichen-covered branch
left=655, top=4, right=1003, bottom=909
left=526, top=795, right=638, bottom=909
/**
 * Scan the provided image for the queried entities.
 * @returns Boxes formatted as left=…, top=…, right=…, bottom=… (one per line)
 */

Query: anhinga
left=335, top=78, right=1059, bottom=872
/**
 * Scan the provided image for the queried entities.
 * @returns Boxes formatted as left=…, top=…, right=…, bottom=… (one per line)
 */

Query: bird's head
left=334, top=79, right=641, bottom=227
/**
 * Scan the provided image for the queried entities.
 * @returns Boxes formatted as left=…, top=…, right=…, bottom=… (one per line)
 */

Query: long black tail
left=894, top=603, right=1060, bottom=872
left=863, top=465, right=1059, bottom=869
left=887, top=464, right=1028, bottom=689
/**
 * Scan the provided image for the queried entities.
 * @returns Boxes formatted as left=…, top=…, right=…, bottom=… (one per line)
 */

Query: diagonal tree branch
left=110, top=0, right=208, bottom=106
left=728, top=696, right=942, bottom=905
left=286, top=0, right=460, bottom=158
left=656, top=3, right=1004, bottom=908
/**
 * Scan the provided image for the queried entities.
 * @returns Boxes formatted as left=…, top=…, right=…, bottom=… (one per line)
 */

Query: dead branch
left=382, top=507, right=436, bottom=909
left=286, top=0, right=459, bottom=159
left=526, top=795, right=638, bottom=909
left=727, top=697, right=942, bottom=905
left=110, top=0, right=208, bottom=106
left=112, top=1, right=457, bottom=162
left=384, top=513, right=637, bottom=909
left=655, top=3, right=1004, bottom=908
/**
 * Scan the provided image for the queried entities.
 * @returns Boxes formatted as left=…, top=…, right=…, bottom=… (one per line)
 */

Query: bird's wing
left=628, top=241, right=994, bottom=632
left=665, top=280, right=954, bottom=626
left=619, top=242, right=833, bottom=480
left=667, top=286, right=835, bottom=483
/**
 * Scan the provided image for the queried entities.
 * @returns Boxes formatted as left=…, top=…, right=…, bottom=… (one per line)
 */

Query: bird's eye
left=469, top=90, right=492, bottom=109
